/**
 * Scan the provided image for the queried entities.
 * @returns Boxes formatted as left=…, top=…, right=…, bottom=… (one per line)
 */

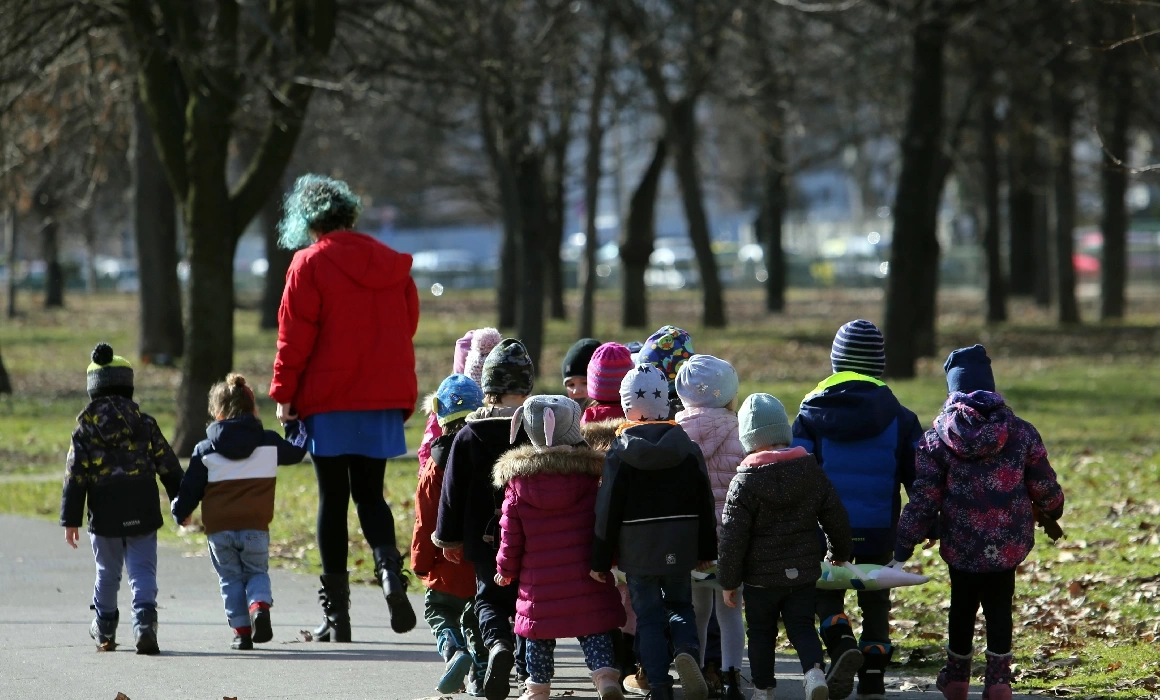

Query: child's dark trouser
left=473, top=560, right=518, bottom=650
left=745, top=583, right=825, bottom=689
left=424, top=588, right=489, bottom=662
left=815, top=551, right=893, bottom=646
left=627, top=572, right=700, bottom=690
left=947, top=567, right=1016, bottom=655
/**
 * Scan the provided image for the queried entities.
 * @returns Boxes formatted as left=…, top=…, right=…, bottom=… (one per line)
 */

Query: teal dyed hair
left=277, top=174, right=363, bottom=250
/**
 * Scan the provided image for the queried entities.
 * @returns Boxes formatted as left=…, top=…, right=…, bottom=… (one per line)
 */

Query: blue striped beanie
left=831, top=320, right=886, bottom=378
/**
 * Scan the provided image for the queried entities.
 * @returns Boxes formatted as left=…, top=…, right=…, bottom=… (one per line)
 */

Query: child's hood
left=934, top=390, right=1014, bottom=459
left=614, top=422, right=698, bottom=470
left=492, top=444, right=605, bottom=510
left=81, top=396, right=146, bottom=445
left=676, top=406, right=740, bottom=459
left=581, top=417, right=627, bottom=452
left=798, top=376, right=903, bottom=441
left=206, top=414, right=266, bottom=459
left=734, top=447, right=816, bottom=501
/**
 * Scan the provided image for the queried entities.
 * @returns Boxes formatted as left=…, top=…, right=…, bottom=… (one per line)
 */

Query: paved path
left=0, top=514, right=993, bottom=700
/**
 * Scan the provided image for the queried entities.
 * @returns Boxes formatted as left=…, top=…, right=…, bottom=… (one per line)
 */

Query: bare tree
left=579, top=15, right=614, bottom=339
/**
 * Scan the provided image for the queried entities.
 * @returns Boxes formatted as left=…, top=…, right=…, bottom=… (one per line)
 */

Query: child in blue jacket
left=791, top=320, right=924, bottom=700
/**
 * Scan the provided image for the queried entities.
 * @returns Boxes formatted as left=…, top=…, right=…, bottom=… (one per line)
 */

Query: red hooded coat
left=270, top=231, right=419, bottom=419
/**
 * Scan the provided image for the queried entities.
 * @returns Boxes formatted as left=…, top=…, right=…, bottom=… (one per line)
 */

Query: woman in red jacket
left=270, top=174, right=418, bottom=641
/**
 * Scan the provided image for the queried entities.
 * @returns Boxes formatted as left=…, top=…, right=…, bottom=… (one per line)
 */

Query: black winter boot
left=856, top=641, right=893, bottom=700
left=483, top=641, right=515, bottom=700
left=374, top=549, right=417, bottom=634
left=820, top=614, right=862, bottom=700
left=722, top=668, right=745, bottom=700
left=133, top=607, right=160, bottom=655
left=89, top=607, right=118, bottom=651
left=313, top=573, right=352, bottom=643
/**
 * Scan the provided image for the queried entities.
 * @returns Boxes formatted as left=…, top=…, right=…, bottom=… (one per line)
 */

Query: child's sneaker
left=133, top=608, right=160, bottom=656
left=436, top=629, right=474, bottom=694
left=804, top=665, right=830, bottom=700
left=483, top=641, right=515, bottom=700
left=231, top=629, right=254, bottom=650
left=623, top=667, right=651, bottom=696
left=466, top=662, right=487, bottom=697
left=675, top=649, right=710, bottom=700
left=820, top=616, right=862, bottom=700
left=250, top=602, right=273, bottom=644
left=89, top=609, right=118, bottom=652
left=982, top=650, right=1013, bottom=700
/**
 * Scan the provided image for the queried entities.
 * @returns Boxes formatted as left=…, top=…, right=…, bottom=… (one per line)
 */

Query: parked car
left=411, top=249, right=496, bottom=290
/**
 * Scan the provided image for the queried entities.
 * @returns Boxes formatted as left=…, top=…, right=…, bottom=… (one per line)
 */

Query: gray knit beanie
left=738, top=393, right=793, bottom=453
left=675, top=355, right=739, bottom=409
left=511, top=395, right=584, bottom=449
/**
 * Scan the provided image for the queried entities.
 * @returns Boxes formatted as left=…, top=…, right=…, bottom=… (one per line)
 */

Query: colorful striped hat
left=831, top=319, right=886, bottom=378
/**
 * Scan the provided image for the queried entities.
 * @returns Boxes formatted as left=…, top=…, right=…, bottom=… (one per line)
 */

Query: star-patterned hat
left=675, top=354, right=738, bottom=409
left=619, top=363, right=671, bottom=422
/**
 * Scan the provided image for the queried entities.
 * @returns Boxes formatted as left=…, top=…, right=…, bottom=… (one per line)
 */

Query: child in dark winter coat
left=61, top=344, right=184, bottom=655
left=412, top=374, right=489, bottom=695
left=435, top=338, right=535, bottom=700
left=791, top=319, right=924, bottom=700
left=582, top=343, right=633, bottom=424
left=493, top=396, right=626, bottom=700
left=718, top=393, right=854, bottom=700
left=895, top=346, right=1065, bottom=700
left=171, top=373, right=308, bottom=650
left=591, top=364, right=717, bottom=700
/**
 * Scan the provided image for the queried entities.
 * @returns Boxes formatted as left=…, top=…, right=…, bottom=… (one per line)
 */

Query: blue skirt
left=304, top=409, right=407, bottom=460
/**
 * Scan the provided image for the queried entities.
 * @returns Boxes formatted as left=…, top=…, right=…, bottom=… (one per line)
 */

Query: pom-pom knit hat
left=738, top=393, right=793, bottom=453
left=430, top=374, right=484, bottom=427
left=510, top=395, right=584, bottom=449
left=587, top=343, right=634, bottom=404
left=620, top=364, right=671, bottom=422
left=481, top=338, right=535, bottom=396
left=453, top=331, right=474, bottom=375
left=831, top=319, right=886, bottom=378
left=638, top=325, right=694, bottom=389
left=675, top=355, right=739, bottom=409
left=944, top=344, right=996, bottom=394
left=87, top=343, right=134, bottom=399
left=562, top=338, right=602, bottom=382
left=465, top=328, right=502, bottom=386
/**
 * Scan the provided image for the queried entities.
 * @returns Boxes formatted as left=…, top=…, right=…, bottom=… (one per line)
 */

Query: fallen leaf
left=115, top=694, right=131, bottom=700
left=224, top=697, right=238, bottom=700
left=1106, top=661, right=1123, bottom=671
left=1067, top=581, right=1084, bottom=597
left=299, top=629, right=314, bottom=642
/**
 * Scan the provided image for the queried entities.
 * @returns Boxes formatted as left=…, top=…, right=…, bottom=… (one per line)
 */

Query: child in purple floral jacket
left=895, top=345, right=1064, bottom=700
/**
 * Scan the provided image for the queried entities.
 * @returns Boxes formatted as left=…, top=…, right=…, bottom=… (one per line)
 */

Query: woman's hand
left=589, top=570, right=608, bottom=583
left=65, top=527, right=79, bottom=549
left=443, top=546, right=464, bottom=564
left=494, top=573, right=511, bottom=587
left=276, top=403, right=298, bottom=422
left=722, top=589, right=739, bottom=608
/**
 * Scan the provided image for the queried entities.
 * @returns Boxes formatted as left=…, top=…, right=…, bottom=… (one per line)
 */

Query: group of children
left=60, top=317, right=1065, bottom=700
left=411, top=320, right=1065, bottom=700
left=62, top=343, right=308, bottom=653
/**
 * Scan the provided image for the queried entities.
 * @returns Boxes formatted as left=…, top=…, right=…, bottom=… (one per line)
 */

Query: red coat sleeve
left=270, top=254, right=321, bottom=405
left=404, top=276, right=419, bottom=338
left=411, top=456, right=441, bottom=576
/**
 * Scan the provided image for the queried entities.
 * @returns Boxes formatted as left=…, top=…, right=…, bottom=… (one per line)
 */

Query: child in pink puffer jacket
left=675, top=355, right=748, bottom=700
left=493, top=395, right=626, bottom=700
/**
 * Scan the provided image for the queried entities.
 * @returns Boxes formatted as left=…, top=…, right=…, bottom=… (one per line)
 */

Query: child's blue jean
left=627, top=572, right=700, bottom=690
left=90, top=531, right=158, bottom=619
left=207, top=529, right=272, bottom=629
left=524, top=633, right=615, bottom=684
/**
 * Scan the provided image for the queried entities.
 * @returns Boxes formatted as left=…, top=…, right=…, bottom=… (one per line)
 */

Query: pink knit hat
left=587, top=343, right=634, bottom=404
left=464, top=328, right=502, bottom=386
left=453, top=330, right=474, bottom=374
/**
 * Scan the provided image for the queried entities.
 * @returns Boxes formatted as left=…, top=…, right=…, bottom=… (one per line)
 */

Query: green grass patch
left=3, top=289, right=1159, bottom=696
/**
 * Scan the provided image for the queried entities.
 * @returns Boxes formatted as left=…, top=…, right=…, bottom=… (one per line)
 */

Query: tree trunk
left=1006, top=102, right=1036, bottom=297
left=515, top=151, right=546, bottom=370
left=579, top=21, right=612, bottom=339
left=621, top=137, right=668, bottom=329
left=1051, top=58, right=1080, bottom=324
left=1032, top=155, right=1052, bottom=309
left=41, top=215, right=64, bottom=309
left=83, top=208, right=98, bottom=295
left=132, top=99, right=184, bottom=362
left=544, top=133, right=568, bottom=321
left=259, top=187, right=294, bottom=330
left=4, top=206, right=16, bottom=319
left=1099, top=45, right=1132, bottom=321
left=671, top=98, right=726, bottom=328
left=480, top=96, right=521, bottom=330
left=884, top=12, right=947, bottom=378
left=758, top=130, right=787, bottom=313
left=979, top=71, right=1007, bottom=324
left=0, top=343, right=10, bottom=395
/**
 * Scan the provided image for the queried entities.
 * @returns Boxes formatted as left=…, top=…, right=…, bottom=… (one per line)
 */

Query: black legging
left=313, top=455, right=399, bottom=575
left=947, top=567, right=1016, bottom=655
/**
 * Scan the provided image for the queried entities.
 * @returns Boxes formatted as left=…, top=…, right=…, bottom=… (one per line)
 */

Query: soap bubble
left=431, top=283, right=444, bottom=297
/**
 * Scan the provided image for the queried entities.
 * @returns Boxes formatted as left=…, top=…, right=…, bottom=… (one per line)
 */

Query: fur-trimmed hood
left=493, top=444, right=605, bottom=489
left=581, top=418, right=626, bottom=452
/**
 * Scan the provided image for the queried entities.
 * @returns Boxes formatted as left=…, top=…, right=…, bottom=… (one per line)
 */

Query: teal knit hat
left=738, top=393, right=792, bottom=453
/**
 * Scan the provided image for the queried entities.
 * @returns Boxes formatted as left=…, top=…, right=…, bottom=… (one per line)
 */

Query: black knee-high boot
left=314, top=573, right=352, bottom=643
